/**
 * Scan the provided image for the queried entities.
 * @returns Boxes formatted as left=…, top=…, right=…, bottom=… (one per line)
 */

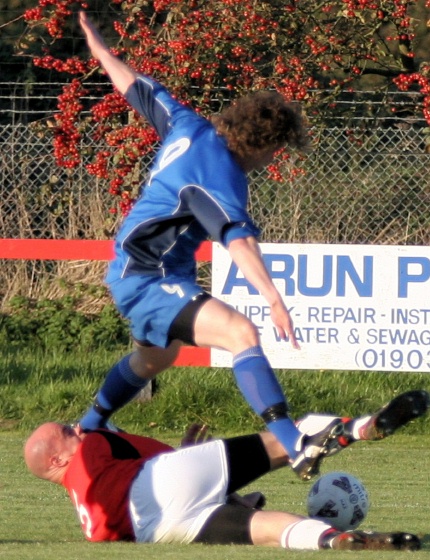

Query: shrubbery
left=0, top=295, right=130, bottom=351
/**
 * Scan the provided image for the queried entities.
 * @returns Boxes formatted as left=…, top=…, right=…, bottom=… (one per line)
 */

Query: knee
left=131, top=343, right=181, bottom=377
left=233, top=317, right=260, bottom=349
left=129, top=352, right=151, bottom=377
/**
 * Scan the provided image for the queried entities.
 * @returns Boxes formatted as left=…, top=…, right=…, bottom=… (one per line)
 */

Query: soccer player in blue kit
left=78, top=11, right=343, bottom=480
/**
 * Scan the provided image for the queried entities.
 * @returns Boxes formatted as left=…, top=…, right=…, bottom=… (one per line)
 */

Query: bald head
left=24, top=422, right=82, bottom=484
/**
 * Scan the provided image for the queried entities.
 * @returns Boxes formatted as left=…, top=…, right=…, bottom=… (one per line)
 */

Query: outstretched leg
left=197, top=507, right=421, bottom=551
left=296, top=390, right=429, bottom=455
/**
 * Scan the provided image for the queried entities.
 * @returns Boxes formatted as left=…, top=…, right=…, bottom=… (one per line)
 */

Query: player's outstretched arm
left=228, top=236, right=300, bottom=349
left=79, top=11, right=137, bottom=95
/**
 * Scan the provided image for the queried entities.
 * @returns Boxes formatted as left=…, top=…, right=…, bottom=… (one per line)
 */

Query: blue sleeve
left=125, top=76, right=183, bottom=140
left=222, top=223, right=260, bottom=245
left=180, top=186, right=260, bottom=246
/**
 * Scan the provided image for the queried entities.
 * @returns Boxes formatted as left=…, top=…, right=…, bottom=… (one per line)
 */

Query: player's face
left=56, top=423, right=85, bottom=455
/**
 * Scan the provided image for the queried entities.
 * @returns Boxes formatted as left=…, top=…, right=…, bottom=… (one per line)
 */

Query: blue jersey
left=106, top=76, right=259, bottom=283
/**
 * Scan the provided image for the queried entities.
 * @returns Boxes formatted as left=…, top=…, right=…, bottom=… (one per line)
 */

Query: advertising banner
left=211, top=243, right=430, bottom=372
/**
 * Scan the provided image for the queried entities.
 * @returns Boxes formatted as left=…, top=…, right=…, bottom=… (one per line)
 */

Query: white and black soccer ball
left=307, top=471, right=369, bottom=531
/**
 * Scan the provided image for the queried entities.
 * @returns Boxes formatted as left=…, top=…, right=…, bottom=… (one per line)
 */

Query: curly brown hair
left=212, top=90, right=309, bottom=160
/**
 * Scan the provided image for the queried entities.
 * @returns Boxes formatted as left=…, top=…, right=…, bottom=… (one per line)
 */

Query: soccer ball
left=307, top=471, right=369, bottom=531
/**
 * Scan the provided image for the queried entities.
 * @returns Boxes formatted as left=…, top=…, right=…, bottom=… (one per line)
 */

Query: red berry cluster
left=34, top=55, right=89, bottom=74
left=394, top=72, right=430, bottom=124
left=25, top=0, right=88, bottom=38
left=54, top=79, right=88, bottom=168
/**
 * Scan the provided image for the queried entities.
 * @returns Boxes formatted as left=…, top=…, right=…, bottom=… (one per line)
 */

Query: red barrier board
left=0, top=238, right=212, bottom=262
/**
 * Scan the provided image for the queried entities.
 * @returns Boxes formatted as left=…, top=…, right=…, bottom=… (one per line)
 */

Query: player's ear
left=51, top=453, right=70, bottom=468
left=50, top=454, right=61, bottom=467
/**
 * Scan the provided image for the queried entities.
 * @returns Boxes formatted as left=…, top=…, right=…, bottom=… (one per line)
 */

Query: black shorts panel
left=168, top=292, right=211, bottom=345
left=223, top=434, right=271, bottom=495
left=193, top=504, right=255, bottom=545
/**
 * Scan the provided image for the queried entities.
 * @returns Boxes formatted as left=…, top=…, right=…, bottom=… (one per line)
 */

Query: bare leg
left=249, top=510, right=306, bottom=547
left=130, top=339, right=182, bottom=378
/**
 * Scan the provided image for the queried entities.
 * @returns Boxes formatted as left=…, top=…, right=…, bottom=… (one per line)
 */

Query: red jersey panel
left=62, top=430, right=173, bottom=541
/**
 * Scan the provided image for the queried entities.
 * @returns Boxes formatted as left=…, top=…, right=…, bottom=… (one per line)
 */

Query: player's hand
left=270, top=299, right=300, bottom=350
left=180, top=423, right=212, bottom=447
left=71, top=423, right=88, bottom=441
left=79, top=11, right=109, bottom=60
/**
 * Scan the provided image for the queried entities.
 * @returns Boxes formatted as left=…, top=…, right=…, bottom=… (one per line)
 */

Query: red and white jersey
left=62, top=430, right=173, bottom=541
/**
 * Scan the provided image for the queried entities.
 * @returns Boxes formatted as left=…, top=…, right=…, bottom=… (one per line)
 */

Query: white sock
left=296, top=414, right=339, bottom=436
left=280, top=518, right=333, bottom=550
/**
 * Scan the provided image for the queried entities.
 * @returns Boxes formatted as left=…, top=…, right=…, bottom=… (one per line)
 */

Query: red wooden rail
left=0, top=238, right=212, bottom=367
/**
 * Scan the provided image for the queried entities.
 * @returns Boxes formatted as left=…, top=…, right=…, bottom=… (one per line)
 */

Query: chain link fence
left=0, top=91, right=429, bottom=308
left=2, top=122, right=428, bottom=244
left=252, top=126, right=429, bottom=246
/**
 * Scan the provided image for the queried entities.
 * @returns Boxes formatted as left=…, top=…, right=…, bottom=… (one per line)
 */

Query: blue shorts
left=107, top=274, right=206, bottom=348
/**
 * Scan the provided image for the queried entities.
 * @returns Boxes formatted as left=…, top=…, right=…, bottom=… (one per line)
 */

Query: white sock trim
left=352, top=415, right=372, bottom=440
left=280, top=518, right=333, bottom=550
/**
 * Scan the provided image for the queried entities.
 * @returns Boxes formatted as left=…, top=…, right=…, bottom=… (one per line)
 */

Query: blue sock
left=233, top=346, right=300, bottom=459
left=79, top=354, right=149, bottom=430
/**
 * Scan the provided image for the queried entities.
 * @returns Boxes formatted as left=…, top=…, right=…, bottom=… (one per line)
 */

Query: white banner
left=211, top=243, right=430, bottom=372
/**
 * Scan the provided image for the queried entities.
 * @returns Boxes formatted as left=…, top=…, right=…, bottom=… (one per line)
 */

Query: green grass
left=1, top=345, right=430, bottom=436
